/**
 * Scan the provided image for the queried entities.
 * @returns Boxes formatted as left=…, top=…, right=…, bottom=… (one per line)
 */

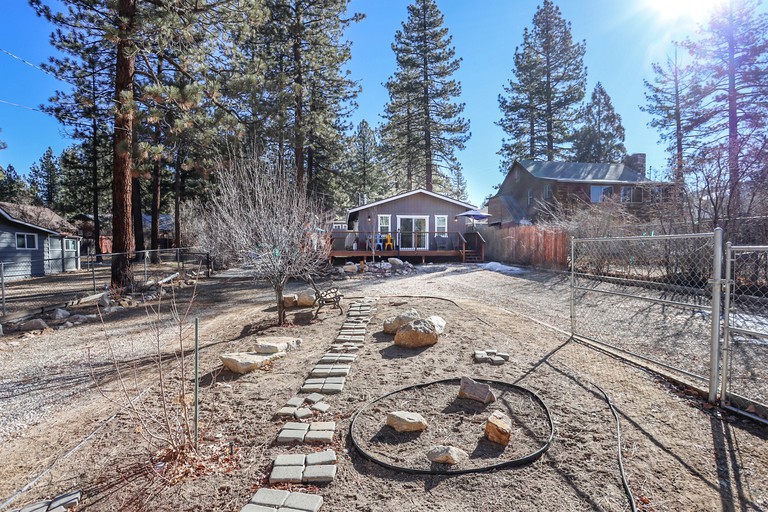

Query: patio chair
left=307, top=276, right=344, bottom=317
left=384, top=233, right=394, bottom=251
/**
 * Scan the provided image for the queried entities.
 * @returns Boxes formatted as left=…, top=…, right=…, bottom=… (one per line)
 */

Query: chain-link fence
left=722, top=245, right=768, bottom=419
left=571, top=231, right=721, bottom=397
left=0, top=248, right=209, bottom=318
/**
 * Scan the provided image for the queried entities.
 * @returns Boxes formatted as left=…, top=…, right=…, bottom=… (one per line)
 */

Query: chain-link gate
left=722, top=244, right=768, bottom=424
left=571, top=230, right=723, bottom=401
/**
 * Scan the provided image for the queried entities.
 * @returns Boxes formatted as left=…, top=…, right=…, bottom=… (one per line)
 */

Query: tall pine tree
left=28, top=147, right=60, bottom=207
left=572, top=82, right=626, bottom=163
left=498, top=0, right=586, bottom=163
left=382, top=0, right=469, bottom=194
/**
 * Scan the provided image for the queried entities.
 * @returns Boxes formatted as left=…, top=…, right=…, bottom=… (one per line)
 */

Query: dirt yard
left=0, top=264, right=766, bottom=511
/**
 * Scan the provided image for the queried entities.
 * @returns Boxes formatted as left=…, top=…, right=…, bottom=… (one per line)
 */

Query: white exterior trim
left=348, top=189, right=476, bottom=214
left=396, top=215, right=430, bottom=250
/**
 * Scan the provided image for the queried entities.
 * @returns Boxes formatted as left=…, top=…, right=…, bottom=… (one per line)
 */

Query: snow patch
left=478, top=262, right=526, bottom=275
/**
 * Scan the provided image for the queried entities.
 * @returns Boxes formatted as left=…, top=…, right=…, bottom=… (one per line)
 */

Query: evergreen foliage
left=572, top=82, right=626, bottom=163
left=0, top=165, right=32, bottom=203
left=382, top=0, right=470, bottom=196
left=28, top=147, right=60, bottom=207
left=498, top=0, right=586, bottom=164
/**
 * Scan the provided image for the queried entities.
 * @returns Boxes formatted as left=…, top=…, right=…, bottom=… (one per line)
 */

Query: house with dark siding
left=0, top=202, right=81, bottom=279
left=330, top=189, right=486, bottom=263
left=488, top=157, right=673, bottom=225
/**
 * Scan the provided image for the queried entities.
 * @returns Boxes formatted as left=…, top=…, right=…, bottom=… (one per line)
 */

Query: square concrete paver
left=304, top=430, right=334, bottom=444
left=304, top=378, right=325, bottom=385
left=277, top=430, right=306, bottom=444
left=294, top=408, right=313, bottom=420
left=321, top=383, right=344, bottom=394
left=286, top=397, right=305, bottom=407
left=241, top=504, right=274, bottom=512
left=283, top=422, right=309, bottom=431
left=269, top=465, right=304, bottom=484
left=277, top=406, right=297, bottom=417
left=282, top=492, right=324, bottom=511
left=301, top=383, right=324, bottom=393
left=251, top=488, right=290, bottom=507
left=325, top=377, right=345, bottom=385
left=274, top=453, right=306, bottom=466
left=327, top=367, right=349, bottom=377
left=306, top=450, right=336, bottom=466
left=310, top=368, right=331, bottom=377
left=309, top=421, right=336, bottom=431
left=305, top=393, right=325, bottom=403
left=311, top=402, right=331, bottom=413
left=302, top=464, right=337, bottom=483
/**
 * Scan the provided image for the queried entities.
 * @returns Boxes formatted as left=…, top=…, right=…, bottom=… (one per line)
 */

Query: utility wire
left=0, top=47, right=74, bottom=87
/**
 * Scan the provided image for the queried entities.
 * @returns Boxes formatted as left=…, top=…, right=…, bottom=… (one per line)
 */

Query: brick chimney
left=623, top=153, right=647, bottom=179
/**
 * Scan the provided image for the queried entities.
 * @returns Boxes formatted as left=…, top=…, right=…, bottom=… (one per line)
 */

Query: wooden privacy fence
left=480, top=225, right=569, bottom=270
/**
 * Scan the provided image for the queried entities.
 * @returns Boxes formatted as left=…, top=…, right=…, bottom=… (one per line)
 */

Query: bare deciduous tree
left=205, top=152, right=331, bottom=324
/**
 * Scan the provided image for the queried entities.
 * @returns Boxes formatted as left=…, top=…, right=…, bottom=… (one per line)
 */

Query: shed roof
left=347, top=188, right=476, bottom=213
left=0, top=202, right=77, bottom=235
left=518, top=160, right=645, bottom=183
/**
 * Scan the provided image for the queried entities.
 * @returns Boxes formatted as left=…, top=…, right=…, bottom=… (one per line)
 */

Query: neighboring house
left=0, top=202, right=81, bottom=278
left=488, top=156, right=673, bottom=225
left=331, top=189, right=485, bottom=263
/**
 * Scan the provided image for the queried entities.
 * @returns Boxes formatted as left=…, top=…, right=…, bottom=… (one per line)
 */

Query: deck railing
left=330, top=230, right=465, bottom=252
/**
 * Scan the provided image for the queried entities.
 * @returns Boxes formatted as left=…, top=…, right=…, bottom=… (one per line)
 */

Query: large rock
left=296, top=290, right=317, bottom=307
left=342, top=263, right=358, bottom=274
left=68, top=314, right=88, bottom=325
left=383, top=308, right=421, bottom=334
left=388, top=257, right=404, bottom=266
left=394, top=319, right=438, bottom=348
left=220, top=351, right=285, bottom=374
left=425, top=315, right=446, bottom=335
left=386, top=411, right=428, bottom=432
left=283, top=294, right=298, bottom=308
left=457, top=376, right=496, bottom=404
left=20, top=318, right=49, bottom=331
left=254, top=336, right=302, bottom=354
left=485, top=410, right=512, bottom=446
left=99, top=294, right=111, bottom=308
left=426, top=445, right=468, bottom=465
left=50, top=308, right=70, bottom=320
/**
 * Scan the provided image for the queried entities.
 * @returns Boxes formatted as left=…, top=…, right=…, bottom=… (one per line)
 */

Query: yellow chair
left=384, top=233, right=394, bottom=250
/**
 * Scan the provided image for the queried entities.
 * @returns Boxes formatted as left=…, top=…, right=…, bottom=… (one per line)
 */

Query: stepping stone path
left=241, top=298, right=378, bottom=512
left=474, top=349, right=510, bottom=365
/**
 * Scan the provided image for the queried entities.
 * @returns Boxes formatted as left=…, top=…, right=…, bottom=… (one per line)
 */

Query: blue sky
left=0, top=0, right=740, bottom=206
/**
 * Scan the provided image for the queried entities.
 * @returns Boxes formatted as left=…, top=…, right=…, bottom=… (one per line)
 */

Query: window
left=16, top=233, right=37, bottom=250
left=65, top=239, right=77, bottom=251
left=435, top=215, right=448, bottom=234
left=590, top=185, right=614, bottom=203
left=527, top=188, right=534, bottom=205
left=543, top=184, right=553, bottom=199
left=377, top=214, right=391, bottom=234
left=621, top=186, right=643, bottom=203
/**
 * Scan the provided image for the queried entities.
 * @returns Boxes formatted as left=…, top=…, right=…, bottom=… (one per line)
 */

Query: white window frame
left=64, top=239, right=77, bottom=251
left=435, top=215, right=448, bottom=234
left=396, top=215, right=430, bottom=250
left=544, top=184, right=553, bottom=199
left=15, top=232, right=38, bottom=250
left=527, top=188, right=534, bottom=205
left=377, top=214, right=391, bottom=234
left=621, top=186, right=643, bottom=203
left=590, top=185, right=614, bottom=203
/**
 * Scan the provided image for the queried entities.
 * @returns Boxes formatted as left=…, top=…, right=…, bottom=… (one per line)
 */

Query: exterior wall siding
left=355, top=193, right=472, bottom=235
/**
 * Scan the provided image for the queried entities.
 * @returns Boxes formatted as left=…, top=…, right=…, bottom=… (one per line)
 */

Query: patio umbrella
left=456, top=209, right=492, bottom=228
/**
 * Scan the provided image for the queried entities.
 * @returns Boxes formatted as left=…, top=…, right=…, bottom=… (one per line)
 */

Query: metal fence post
left=143, top=251, right=148, bottom=283
left=720, top=242, right=733, bottom=404
left=570, top=236, right=575, bottom=336
left=176, top=248, right=180, bottom=270
left=1, top=262, right=5, bottom=316
left=91, top=253, right=97, bottom=293
left=708, top=227, right=723, bottom=403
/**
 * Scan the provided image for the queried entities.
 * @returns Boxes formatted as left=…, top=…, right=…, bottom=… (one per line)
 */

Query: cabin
left=0, top=202, right=81, bottom=279
left=488, top=157, right=674, bottom=225
left=330, top=189, right=486, bottom=263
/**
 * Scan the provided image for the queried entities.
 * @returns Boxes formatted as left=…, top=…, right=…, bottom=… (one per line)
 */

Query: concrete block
left=294, top=408, right=313, bottom=420
left=310, top=368, right=331, bottom=377
left=286, top=397, right=305, bottom=407
left=301, top=384, right=324, bottom=393
left=305, top=393, right=325, bottom=404
left=497, top=352, right=510, bottom=361
left=311, top=402, right=331, bottom=413
left=269, top=465, right=304, bottom=483
left=304, top=430, right=334, bottom=444
left=309, top=421, right=336, bottom=431
left=283, top=492, right=324, bottom=512
left=277, top=430, right=306, bottom=444
left=302, top=464, right=337, bottom=483
left=283, top=422, right=309, bottom=431
left=322, top=383, right=344, bottom=394
left=273, top=454, right=306, bottom=467
left=490, top=356, right=505, bottom=365
left=276, top=407, right=297, bottom=417
left=242, top=504, right=277, bottom=512
left=304, top=378, right=325, bottom=385
left=251, top=488, right=290, bottom=507
left=306, top=450, right=336, bottom=466
left=325, top=377, right=345, bottom=385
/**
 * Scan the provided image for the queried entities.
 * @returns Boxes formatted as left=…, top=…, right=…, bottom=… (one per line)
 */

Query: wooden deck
left=330, top=248, right=465, bottom=264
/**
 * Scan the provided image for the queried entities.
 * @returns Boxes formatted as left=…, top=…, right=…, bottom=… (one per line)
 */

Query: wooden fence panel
left=480, top=225, right=569, bottom=270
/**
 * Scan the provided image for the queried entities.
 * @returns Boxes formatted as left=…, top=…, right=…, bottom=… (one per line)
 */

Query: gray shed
left=0, top=202, right=81, bottom=279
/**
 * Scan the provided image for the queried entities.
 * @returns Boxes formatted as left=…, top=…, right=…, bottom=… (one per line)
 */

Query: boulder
left=99, top=295, right=111, bottom=308
left=394, top=319, right=438, bottom=348
left=103, top=306, right=125, bottom=314
left=457, top=376, right=496, bottom=404
left=388, top=257, right=404, bottom=267
left=485, top=410, right=512, bottom=446
left=425, top=315, right=446, bottom=335
left=220, top=351, right=285, bottom=374
left=50, top=308, right=70, bottom=320
left=68, top=314, right=88, bottom=325
left=386, top=411, right=428, bottom=432
left=342, top=263, right=358, bottom=274
left=254, top=336, right=302, bottom=354
left=383, top=308, right=420, bottom=334
left=297, top=290, right=316, bottom=307
left=426, top=445, right=468, bottom=465
left=283, top=294, right=298, bottom=308
left=20, top=318, right=49, bottom=331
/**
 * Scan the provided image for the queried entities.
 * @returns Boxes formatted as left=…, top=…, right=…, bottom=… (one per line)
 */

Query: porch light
left=367, top=214, right=371, bottom=222
left=454, top=216, right=458, bottom=222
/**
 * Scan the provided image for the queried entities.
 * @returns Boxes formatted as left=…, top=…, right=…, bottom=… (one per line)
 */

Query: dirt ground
left=0, top=264, right=767, bottom=511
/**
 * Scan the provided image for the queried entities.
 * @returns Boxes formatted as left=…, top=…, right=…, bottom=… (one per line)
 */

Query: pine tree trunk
left=292, top=7, right=305, bottom=186
left=132, top=175, right=145, bottom=254
left=111, top=0, right=136, bottom=288
left=726, top=0, right=740, bottom=234
left=174, top=147, right=182, bottom=248
left=91, top=112, right=102, bottom=263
